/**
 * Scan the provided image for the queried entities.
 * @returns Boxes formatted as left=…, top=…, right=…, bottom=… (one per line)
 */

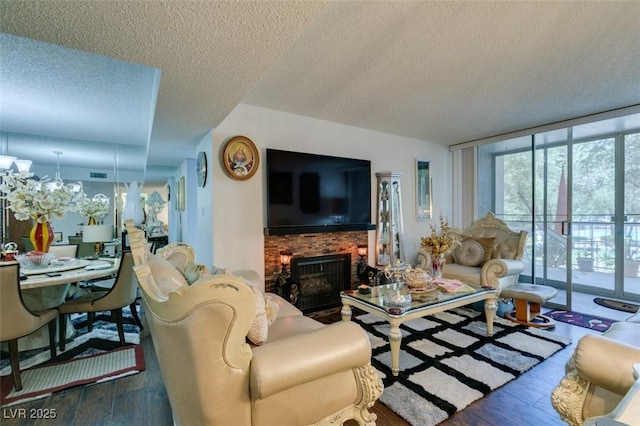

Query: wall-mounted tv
left=265, top=149, right=375, bottom=235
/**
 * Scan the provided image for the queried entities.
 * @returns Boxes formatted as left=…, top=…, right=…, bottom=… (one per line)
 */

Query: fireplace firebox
left=289, top=253, right=351, bottom=313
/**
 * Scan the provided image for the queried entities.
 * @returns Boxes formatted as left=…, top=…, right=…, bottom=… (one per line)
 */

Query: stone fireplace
left=264, top=231, right=368, bottom=312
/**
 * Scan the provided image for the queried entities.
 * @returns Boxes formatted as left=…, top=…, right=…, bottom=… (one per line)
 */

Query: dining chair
left=57, top=251, right=138, bottom=351
left=68, top=235, right=96, bottom=258
left=0, top=262, right=58, bottom=391
left=49, top=244, right=79, bottom=258
left=22, top=237, right=34, bottom=252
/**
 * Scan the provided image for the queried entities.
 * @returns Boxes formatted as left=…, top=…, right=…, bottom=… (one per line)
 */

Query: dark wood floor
left=1, top=310, right=598, bottom=426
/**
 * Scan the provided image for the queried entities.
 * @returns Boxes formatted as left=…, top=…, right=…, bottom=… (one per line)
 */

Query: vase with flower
left=419, top=214, right=460, bottom=279
left=0, top=171, right=82, bottom=253
left=76, top=193, right=111, bottom=226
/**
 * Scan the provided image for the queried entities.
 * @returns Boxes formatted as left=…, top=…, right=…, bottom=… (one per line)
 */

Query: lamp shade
left=357, top=244, right=368, bottom=257
left=82, top=225, right=113, bottom=243
left=279, top=250, right=293, bottom=266
left=0, top=155, right=16, bottom=170
left=13, top=159, right=32, bottom=172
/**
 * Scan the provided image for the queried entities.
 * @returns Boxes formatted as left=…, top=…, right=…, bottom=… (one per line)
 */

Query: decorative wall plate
left=222, top=135, right=259, bottom=180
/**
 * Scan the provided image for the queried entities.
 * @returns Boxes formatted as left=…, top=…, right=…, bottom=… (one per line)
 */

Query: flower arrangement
left=420, top=214, right=460, bottom=258
left=0, top=171, right=82, bottom=222
left=76, top=193, right=111, bottom=223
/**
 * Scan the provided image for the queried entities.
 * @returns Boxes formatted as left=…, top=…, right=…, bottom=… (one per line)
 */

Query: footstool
left=500, top=284, right=557, bottom=328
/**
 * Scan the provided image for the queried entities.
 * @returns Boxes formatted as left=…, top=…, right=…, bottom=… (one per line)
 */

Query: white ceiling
left=1, top=1, right=639, bottom=178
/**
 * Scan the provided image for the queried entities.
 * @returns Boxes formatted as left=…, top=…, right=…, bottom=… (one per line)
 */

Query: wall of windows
left=475, top=113, right=640, bottom=308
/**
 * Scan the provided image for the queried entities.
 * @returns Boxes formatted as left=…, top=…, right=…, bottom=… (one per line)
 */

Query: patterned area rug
left=0, top=306, right=144, bottom=407
left=593, top=297, right=639, bottom=314
left=0, top=345, right=144, bottom=406
left=353, top=307, right=571, bottom=426
left=545, top=309, right=616, bottom=332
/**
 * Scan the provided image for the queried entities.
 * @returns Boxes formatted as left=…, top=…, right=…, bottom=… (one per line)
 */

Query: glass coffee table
left=341, top=283, right=497, bottom=376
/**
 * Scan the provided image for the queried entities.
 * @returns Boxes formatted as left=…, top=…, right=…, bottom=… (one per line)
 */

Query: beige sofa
left=124, top=222, right=383, bottom=426
left=551, top=311, right=640, bottom=425
left=417, top=212, right=527, bottom=294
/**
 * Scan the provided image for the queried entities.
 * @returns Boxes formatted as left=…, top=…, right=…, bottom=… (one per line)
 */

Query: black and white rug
left=353, top=307, right=572, bottom=426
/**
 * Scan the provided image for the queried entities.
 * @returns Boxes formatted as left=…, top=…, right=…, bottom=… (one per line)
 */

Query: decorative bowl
left=404, top=267, right=433, bottom=290
left=383, top=290, right=412, bottom=314
left=16, top=253, right=55, bottom=269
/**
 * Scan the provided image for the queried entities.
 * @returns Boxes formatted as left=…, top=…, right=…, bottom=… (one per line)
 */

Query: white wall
left=174, top=158, right=198, bottom=254
left=213, top=104, right=452, bottom=279
left=193, top=130, right=214, bottom=265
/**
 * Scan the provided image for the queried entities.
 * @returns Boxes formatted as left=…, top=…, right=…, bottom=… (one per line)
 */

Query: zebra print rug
left=354, top=307, right=572, bottom=426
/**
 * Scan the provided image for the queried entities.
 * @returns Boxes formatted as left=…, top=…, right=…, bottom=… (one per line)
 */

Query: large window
left=476, top=114, right=640, bottom=306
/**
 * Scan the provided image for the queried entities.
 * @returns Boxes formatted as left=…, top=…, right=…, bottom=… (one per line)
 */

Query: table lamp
left=277, top=250, right=293, bottom=296
left=82, top=224, right=113, bottom=257
left=357, top=244, right=369, bottom=283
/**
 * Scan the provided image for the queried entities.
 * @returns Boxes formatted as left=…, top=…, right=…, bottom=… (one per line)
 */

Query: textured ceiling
left=1, top=1, right=639, bottom=176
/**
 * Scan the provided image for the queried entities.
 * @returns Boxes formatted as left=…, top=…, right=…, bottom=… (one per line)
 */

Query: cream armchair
left=417, top=212, right=527, bottom=293
left=551, top=311, right=640, bottom=425
left=124, top=222, right=383, bottom=426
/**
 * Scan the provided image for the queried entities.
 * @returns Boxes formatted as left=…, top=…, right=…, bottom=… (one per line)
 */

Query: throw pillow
left=181, top=259, right=202, bottom=284
left=492, top=238, right=519, bottom=259
left=239, top=276, right=269, bottom=345
left=452, top=239, right=484, bottom=267
left=146, top=253, right=189, bottom=294
left=472, top=237, right=495, bottom=263
left=264, top=294, right=280, bottom=326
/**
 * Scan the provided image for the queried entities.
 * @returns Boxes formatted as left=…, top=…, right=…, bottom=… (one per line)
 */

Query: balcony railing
left=498, top=214, right=640, bottom=275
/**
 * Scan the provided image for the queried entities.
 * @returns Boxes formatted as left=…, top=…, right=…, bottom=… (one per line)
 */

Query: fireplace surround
left=264, top=230, right=368, bottom=312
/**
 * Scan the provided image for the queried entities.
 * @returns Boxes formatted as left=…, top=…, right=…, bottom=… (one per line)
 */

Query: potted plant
left=576, top=248, right=594, bottom=272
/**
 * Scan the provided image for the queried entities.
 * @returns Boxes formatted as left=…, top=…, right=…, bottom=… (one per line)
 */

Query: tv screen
left=266, top=149, right=373, bottom=235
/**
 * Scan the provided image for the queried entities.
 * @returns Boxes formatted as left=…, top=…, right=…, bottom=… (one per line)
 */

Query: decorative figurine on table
left=1, top=242, right=18, bottom=261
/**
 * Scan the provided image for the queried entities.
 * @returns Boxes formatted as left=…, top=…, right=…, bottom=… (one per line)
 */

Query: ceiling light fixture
left=47, top=150, right=82, bottom=192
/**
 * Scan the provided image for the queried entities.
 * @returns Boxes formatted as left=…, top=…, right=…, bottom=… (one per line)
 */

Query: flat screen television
left=265, top=149, right=375, bottom=235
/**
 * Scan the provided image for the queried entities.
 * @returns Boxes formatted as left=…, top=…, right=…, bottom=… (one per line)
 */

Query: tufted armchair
left=417, top=212, right=527, bottom=295
left=125, top=221, right=383, bottom=426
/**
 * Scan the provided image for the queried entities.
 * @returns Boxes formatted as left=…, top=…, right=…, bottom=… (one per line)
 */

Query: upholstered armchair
left=551, top=311, right=640, bottom=425
left=124, top=222, right=383, bottom=425
left=417, top=212, right=527, bottom=294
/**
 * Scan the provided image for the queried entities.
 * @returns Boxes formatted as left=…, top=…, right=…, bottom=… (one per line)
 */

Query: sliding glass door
left=476, top=116, right=640, bottom=310
left=569, top=133, right=616, bottom=297
left=532, top=129, right=569, bottom=308
left=624, top=133, right=640, bottom=298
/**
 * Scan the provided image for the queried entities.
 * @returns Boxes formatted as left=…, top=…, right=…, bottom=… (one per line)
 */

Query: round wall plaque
left=221, top=135, right=259, bottom=180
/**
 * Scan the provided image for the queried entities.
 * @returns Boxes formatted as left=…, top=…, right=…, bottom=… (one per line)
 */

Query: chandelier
left=47, top=151, right=82, bottom=192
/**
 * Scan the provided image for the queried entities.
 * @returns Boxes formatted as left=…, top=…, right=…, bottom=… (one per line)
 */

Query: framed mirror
left=416, top=159, right=432, bottom=221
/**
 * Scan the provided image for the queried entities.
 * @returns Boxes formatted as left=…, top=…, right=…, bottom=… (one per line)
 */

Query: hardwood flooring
left=0, top=307, right=613, bottom=425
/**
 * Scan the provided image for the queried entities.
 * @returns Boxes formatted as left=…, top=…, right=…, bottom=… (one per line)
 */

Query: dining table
left=11, top=257, right=120, bottom=351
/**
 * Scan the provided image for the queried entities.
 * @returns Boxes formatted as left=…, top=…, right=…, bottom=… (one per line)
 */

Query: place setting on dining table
left=11, top=249, right=119, bottom=290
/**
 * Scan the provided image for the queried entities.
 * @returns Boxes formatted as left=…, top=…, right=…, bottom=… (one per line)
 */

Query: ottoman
left=501, top=284, right=557, bottom=328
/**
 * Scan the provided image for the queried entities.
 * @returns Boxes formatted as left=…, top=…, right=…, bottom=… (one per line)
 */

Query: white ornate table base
left=341, top=287, right=497, bottom=376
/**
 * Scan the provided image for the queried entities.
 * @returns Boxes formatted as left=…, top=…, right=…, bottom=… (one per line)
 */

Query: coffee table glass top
left=341, top=283, right=494, bottom=315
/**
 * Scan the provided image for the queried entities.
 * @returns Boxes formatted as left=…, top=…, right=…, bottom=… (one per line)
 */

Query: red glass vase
left=29, top=218, right=54, bottom=253
left=431, top=254, right=445, bottom=279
